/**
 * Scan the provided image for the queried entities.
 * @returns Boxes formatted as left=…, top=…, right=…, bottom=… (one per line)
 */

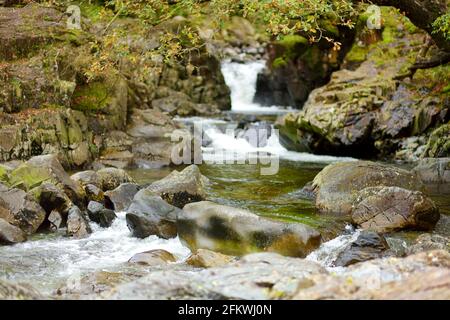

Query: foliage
left=432, top=13, right=450, bottom=41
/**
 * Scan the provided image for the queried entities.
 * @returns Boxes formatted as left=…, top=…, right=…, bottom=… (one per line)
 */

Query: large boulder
left=66, top=206, right=92, bottom=239
left=70, top=171, right=102, bottom=189
left=128, top=249, right=176, bottom=266
left=0, top=184, right=45, bottom=234
left=412, top=158, right=450, bottom=184
left=351, top=186, right=440, bottom=233
left=30, top=182, right=72, bottom=216
left=97, top=168, right=134, bottom=191
left=104, top=183, right=140, bottom=212
left=312, top=161, right=423, bottom=216
left=0, top=218, right=27, bottom=244
left=146, top=165, right=209, bottom=208
left=125, top=189, right=180, bottom=239
left=178, top=201, right=321, bottom=258
left=8, top=155, right=85, bottom=206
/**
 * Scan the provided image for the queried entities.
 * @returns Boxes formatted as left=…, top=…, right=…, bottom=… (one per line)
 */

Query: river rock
left=8, top=155, right=85, bottom=206
left=293, top=250, right=450, bottom=300
left=334, top=231, right=389, bottom=267
left=312, top=161, right=423, bottom=216
left=406, top=234, right=450, bottom=255
left=31, top=182, right=72, bottom=216
left=70, top=171, right=102, bottom=188
left=67, top=206, right=92, bottom=239
left=412, top=158, right=450, bottom=184
left=128, top=249, right=176, bottom=266
left=48, top=210, right=64, bottom=231
left=186, top=249, right=236, bottom=268
left=351, top=186, right=440, bottom=233
left=125, top=189, right=180, bottom=239
left=87, top=201, right=116, bottom=228
left=178, top=201, right=321, bottom=257
left=0, top=218, right=27, bottom=244
left=104, top=252, right=327, bottom=300
left=0, top=279, right=43, bottom=300
left=84, top=184, right=104, bottom=203
left=97, top=168, right=135, bottom=191
left=104, top=183, right=140, bottom=211
left=146, top=165, right=208, bottom=208
left=0, top=184, right=46, bottom=234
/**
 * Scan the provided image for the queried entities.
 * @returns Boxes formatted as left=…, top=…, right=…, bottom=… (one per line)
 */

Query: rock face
left=0, top=218, right=27, bottom=244
left=312, top=161, right=423, bottom=216
left=67, top=206, right=92, bottom=239
left=0, top=184, right=46, bottom=234
left=334, top=231, right=389, bottom=267
left=128, top=249, right=176, bottom=266
left=186, top=249, right=236, bottom=268
left=413, top=158, right=450, bottom=184
left=178, top=201, right=321, bottom=257
left=275, top=8, right=449, bottom=160
left=146, top=165, right=208, bottom=208
left=125, top=189, right=180, bottom=239
left=351, top=187, right=440, bottom=233
left=104, top=183, right=140, bottom=211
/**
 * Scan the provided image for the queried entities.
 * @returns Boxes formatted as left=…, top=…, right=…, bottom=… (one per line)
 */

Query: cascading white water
left=201, top=60, right=356, bottom=163
left=221, top=60, right=288, bottom=113
left=0, top=212, right=190, bottom=292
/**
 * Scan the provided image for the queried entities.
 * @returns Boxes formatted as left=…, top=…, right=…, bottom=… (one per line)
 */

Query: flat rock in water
left=178, top=201, right=321, bottom=257
left=186, top=249, right=236, bottom=268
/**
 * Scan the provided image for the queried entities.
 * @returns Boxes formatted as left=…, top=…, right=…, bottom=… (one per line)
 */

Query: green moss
left=0, top=165, right=10, bottom=184
left=9, top=165, right=52, bottom=191
left=71, top=82, right=111, bottom=112
left=272, top=57, right=288, bottom=69
left=277, top=34, right=308, bottom=50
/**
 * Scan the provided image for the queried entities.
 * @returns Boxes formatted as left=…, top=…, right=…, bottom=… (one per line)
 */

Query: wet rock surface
left=66, top=206, right=92, bottom=239
left=146, top=165, right=208, bottom=208
left=126, top=189, right=180, bottom=239
left=178, top=201, right=321, bottom=257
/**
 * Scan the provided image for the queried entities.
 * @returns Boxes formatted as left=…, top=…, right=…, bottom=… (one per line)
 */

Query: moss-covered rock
left=423, top=123, right=450, bottom=158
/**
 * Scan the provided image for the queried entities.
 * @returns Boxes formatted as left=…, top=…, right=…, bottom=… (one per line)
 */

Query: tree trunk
left=369, top=0, right=450, bottom=51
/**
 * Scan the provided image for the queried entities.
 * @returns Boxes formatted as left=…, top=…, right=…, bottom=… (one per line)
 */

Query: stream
left=0, top=60, right=449, bottom=296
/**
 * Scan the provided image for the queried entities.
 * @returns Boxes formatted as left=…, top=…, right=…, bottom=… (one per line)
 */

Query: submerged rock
left=0, top=218, right=27, bottom=244
left=146, top=165, right=208, bottom=208
left=104, top=183, right=140, bottom=211
left=334, top=231, right=389, bottom=267
left=128, top=249, right=176, bottom=266
left=67, top=206, right=92, bottom=239
left=186, top=249, right=236, bottom=268
left=312, top=161, right=423, bottom=216
left=0, top=184, right=46, bottom=234
left=125, top=189, right=180, bottom=239
left=178, top=201, right=321, bottom=257
left=97, top=168, right=135, bottom=191
left=351, top=187, right=440, bottom=233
